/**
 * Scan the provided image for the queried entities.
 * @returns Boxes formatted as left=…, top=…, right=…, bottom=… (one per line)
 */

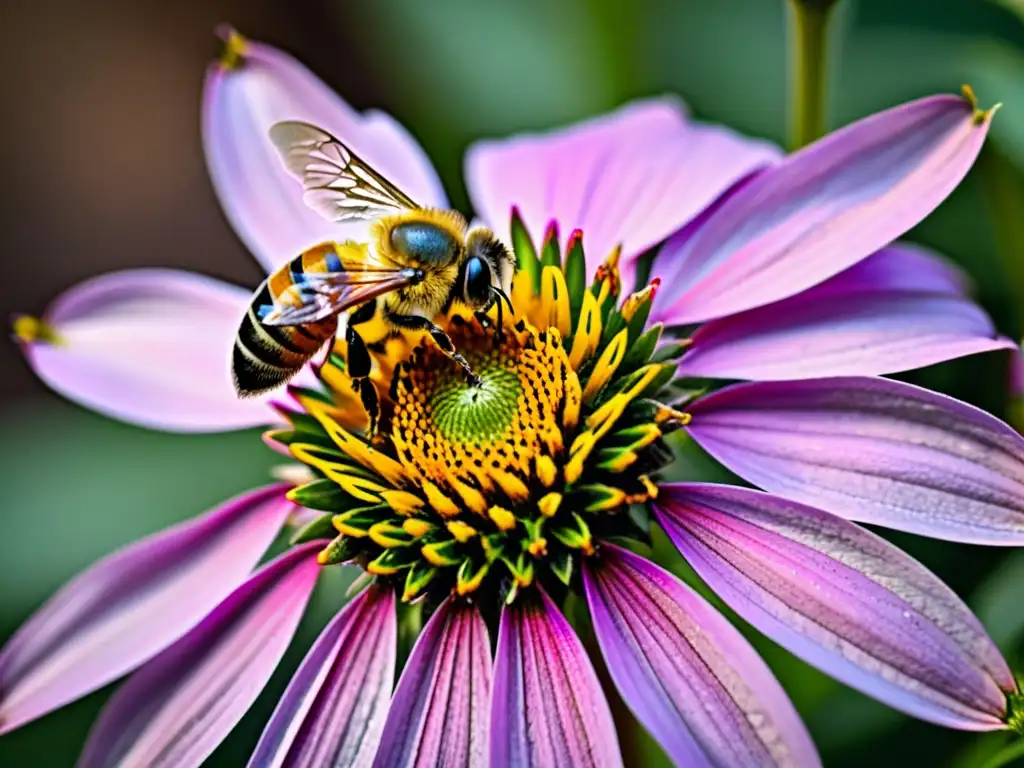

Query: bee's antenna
left=492, top=286, right=513, bottom=314
left=487, top=286, right=514, bottom=345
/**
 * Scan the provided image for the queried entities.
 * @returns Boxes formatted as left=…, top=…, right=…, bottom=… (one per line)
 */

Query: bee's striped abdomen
left=233, top=278, right=338, bottom=396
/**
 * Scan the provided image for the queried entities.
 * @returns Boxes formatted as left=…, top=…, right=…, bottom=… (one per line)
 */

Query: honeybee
left=232, top=121, right=515, bottom=433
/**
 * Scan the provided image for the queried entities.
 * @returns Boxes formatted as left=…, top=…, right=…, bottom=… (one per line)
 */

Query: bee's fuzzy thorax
left=371, top=209, right=468, bottom=268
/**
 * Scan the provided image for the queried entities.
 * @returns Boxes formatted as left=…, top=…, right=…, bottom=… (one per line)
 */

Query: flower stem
left=787, top=0, right=838, bottom=149
left=982, top=737, right=1024, bottom=768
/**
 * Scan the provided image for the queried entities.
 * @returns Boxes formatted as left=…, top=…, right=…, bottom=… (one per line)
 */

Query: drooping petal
left=249, top=584, right=395, bottom=768
left=465, top=97, right=779, bottom=284
left=583, top=544, right=819, bottom=767
left=203, top=29, right=447, bottom=273
left=800, top=242, right=971, bottom=297
left=655, top=484, right=1014, bottom=730
left=373, top=598, right=490, bottom=768
left=78, top=542, right=322, bottom=768
left=490, top=588, right=622, bottom=768
left=676, top=245, right=1012, bottom=380
left=0, top=485, right=292, bottom=736
left=685, top=377, right=1024, bottom=544
left=651, top=93, right=994, bottom=325
left=15, top=269, right=274, bottom=432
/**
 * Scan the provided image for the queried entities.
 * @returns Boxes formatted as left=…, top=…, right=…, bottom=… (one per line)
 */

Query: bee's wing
left=269, top=121, right=419, bottom=222
left=259, top=267, right=419, bottom=327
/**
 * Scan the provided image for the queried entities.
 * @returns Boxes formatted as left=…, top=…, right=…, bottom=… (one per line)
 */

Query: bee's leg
left=358, top=379, right=380, bottom=437
left=345, top=323, right=380, bottom=435
left=387, top=312, right=481, bottom=386
left=345, top=324, right=372, bottom=379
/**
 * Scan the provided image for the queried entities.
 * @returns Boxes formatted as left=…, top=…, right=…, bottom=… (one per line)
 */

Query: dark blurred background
left=3, top=0, right=1024, bottom=765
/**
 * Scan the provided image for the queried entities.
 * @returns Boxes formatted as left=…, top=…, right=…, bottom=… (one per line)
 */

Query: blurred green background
left=2, top=0, right=1024, bottom=765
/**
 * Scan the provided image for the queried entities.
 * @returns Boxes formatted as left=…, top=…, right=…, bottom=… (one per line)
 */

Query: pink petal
left=677, top=245, right=1013, bottom=380
left=16, top=269, right=274, bottom=432
left=584, top=544, right=819, bottom=767
left=652, top=94, right=993, bottom=325
left=465, top=97, right=779, bottom=285
left=249, top=585, right=395, bottom=768
left=800, top=242, right=972, bottom=297
left=373, top=598, right=490, bottom=768
left=0, top=486, right=292, bottom=736
left=78, top=542, right=322, bottom=768
left=656, top=484, right=1014, bottom=730
left=203, top=30, right=447, bottom=273
left=490, top=588, right=622, bottom=768
left=685, top=377, right=1024, bottom=544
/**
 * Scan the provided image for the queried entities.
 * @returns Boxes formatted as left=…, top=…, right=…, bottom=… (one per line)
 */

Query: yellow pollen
left=447, top=520, right=477, bottom=543
left=513, top=563, right=535, bottom=587
left=391, top=318, right=579, bottom=510
left=380, top=490, right=424, bottom=516
left=457, top=562, right=489, bottom=595
left=528, top=538, right=548, bottom=558
left=593, top=245, right=623, bottom=307
left=219, top=27, right=248, bottom=70
left=422, top=480, right=460, bottom=518
left=538, top=492, right=562, bottom=518
left=568, top=292, right=602, bottom=370
left=541, top=266, right=571, bottom=336
left=332, top=514, right=369, bottom=538
left=403, top=518, right=435, bottom=537
left=422, top=541, right=459, bottom=567
left=535, top=455, right=558, bottom=487
left=586, top=486, right=628, bottom=512
left=369, top=522, right=408, bottom=548
left=12, top=315, right=60, bottom=345
left=655, top=406, right=692, bottom=426
left=488, top=506, right=517, bottom=531
left=582, top=329, right=627, bottom=402
left=600, top=450, right=637, bottom=473
left=639, top=475, right=659, bottom=499
left=620, top=280, right=659, bottom=322
left=451, top=479, right=489, bottom=515
left=367, top=559, right=400, bottom=576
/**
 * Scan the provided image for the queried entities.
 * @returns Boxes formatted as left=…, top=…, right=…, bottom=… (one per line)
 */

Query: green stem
left=787, top=0, right=838, bottom=149
left=982, top=736, right=1024, bottom=768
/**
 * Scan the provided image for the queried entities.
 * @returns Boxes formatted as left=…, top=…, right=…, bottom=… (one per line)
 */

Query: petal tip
left=215, top=24, right=248, bottom=70
left=962, top=84, right=1000, bottom=125
left=11, top=314, right=59, bottom=346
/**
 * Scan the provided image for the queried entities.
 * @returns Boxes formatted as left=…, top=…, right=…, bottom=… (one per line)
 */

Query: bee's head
left=460, top=229, right=514, bottom=310
left=460, top=253, right=493, bottom=308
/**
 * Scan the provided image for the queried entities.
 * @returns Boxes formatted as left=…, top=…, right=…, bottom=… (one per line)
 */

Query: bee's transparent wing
left=259, top=268, right=419, bottom=326
left=269, top=121, right=419, bottom=222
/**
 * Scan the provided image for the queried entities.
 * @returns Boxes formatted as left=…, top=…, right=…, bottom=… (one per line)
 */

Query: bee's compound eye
left=390, top=222, right=459, bottom=265
left=463, top=255, right=492, bottom=307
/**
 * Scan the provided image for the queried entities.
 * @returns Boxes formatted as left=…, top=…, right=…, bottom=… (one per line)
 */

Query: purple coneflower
left=4, top=29, right=1024, bottom=767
